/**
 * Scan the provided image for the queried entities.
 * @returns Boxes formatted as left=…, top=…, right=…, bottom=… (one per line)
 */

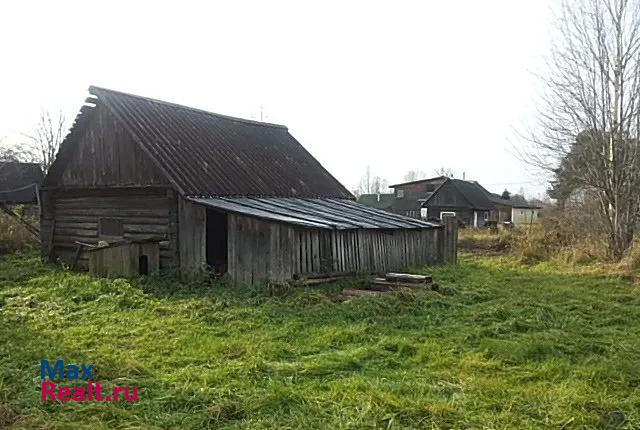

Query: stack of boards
left=342, top=272, right=438, bottom=298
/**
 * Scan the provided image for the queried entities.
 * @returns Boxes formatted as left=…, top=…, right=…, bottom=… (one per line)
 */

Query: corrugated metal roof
left=189, top=197, right=440, bottom=230
left=451, top=180, right=494, bottom=211
left=420, top=178, right=493, bottom=211
left=85, top=86, right=353, bottom=199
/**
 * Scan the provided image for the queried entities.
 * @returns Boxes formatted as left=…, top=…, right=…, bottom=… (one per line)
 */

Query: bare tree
left=23, top=110, right=67, bottom=173
left=528, top=0, right=640, bottom=258
left=433, top=167, right=454, bottom=178
left=0, top=137, right=37, bottom=162
left=403, top=169, right=427, bottom=182
left=356, top=165, right=389, bottom=196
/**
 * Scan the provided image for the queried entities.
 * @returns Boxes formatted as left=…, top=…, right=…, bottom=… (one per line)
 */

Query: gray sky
left=1, top=0, right=554, bottom=197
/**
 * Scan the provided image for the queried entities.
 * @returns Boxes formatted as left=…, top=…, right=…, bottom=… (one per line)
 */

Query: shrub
left=458, top=213, right=611, bottom=266
left=0, top=209, right=39, bottom=255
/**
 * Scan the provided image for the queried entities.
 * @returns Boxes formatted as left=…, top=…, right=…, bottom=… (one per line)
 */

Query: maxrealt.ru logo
left=40, top=359, right=138, bottom=402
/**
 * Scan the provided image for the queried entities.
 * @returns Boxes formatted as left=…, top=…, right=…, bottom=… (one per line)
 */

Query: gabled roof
left=0, top=162, right=43, bottom=203
left=389, top=176, right=448, bottom=188
left=48, top=86, right=353, bottom=199
left=421, top=178, right=493, bottom=210
left=450, top=180, right=493, bottom=210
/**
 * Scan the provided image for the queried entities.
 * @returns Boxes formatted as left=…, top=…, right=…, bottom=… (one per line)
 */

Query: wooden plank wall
left=178, top=198, right=206, bottom=278
left=295, top=228, right=442, bottom=275
left=441, top=215, right=458, bottom=264
left=42, top=188, right=177, bottom=271
left=89, top=242, right=160, bottom=278
left=227, top=214, right=297, bottom=285
left=226, top=213, right=447, bottom=286
left=59, top=104, right=168, bottom=187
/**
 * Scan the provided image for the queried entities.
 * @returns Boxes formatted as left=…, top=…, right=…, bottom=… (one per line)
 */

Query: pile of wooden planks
left=369, top=272, right=436, bottom=291
left=340, top=272, right=438, bottom=299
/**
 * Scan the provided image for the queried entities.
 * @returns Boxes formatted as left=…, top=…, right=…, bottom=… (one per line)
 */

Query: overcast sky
left=1, top=0, right=555, bottom=197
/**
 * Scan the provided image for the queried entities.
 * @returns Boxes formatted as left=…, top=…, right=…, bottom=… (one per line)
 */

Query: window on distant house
left=420, top=208, right=428, bottom=219
left=397, top=189, right=405, bottom=198
left=440, top=211, right=456, bottom=218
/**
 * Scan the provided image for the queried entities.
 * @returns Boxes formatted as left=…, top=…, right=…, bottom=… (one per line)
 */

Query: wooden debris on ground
left=371, top=272, right=439, bottom=292
left=338, top=272, right=440, bottom=300
left=384, top=273, right=432, bottom=284
left=342, top=288, right=380, bottom=297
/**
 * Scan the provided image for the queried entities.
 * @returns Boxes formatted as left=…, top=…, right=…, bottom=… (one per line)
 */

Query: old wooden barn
left=40, top=87, right=456, bottom=284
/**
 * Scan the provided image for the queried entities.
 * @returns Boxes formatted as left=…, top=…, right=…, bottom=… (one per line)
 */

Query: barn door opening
left=206, top=209, right=228, bottom=274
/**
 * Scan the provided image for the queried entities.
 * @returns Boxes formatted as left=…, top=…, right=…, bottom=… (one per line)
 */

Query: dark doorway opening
left=206, top=209, right=228, bottom=274
left=139, top=255, right=149, bottom=275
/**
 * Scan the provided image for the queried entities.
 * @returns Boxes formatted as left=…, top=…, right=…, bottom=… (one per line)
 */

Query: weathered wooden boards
left=221, top=211, right=455, bottom=286
left=371, top=271, right=436, bottom=291
left=227, top=214, right=298, bottom=285
left=441, top=216, right=458, bottom=264
left=178, top=199, right=206, bottom=278
left=342, top=288, right=379, bottom=297
left=58, top=105, right=168, bottom=188
left=88, top=241, right=160, bottom=277
left=385, top=273, right=432, bottom=283
left=340, top=272, right=439, bottom=299
left=41, top=188, right=176, bottom=272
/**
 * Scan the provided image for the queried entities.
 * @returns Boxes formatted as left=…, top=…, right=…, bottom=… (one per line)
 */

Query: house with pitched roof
left=40, top=87, right=457, bottom=283
left=389, top=177, right=541, bottom=227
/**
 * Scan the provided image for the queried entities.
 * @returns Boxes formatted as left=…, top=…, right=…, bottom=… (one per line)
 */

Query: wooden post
left=442, top=215, right=458, bottom=264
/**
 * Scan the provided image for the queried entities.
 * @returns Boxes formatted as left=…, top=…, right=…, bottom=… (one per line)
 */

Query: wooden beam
left=0, top=203, right=39, bottom=237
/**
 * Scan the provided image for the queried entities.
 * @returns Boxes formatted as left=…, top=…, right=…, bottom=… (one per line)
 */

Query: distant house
left=389, top=176, right=541, bottom=227
left=390, top=177, right=493, bottom=226
left=40, top=86, right=456, bottom=283
left=356, top=193, right=394, bottom=212
left=0, top=162, right=43, bottom=204
left=505, top=195, right=541, bottom=225
left=482, top=188, right=541, bottom=225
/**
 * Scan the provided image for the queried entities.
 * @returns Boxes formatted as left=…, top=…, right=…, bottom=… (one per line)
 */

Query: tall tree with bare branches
left=355, top=165, right=389, bottom=197
left=403, top=169, right=427, bottom=182
left=530, top=0, right=640, bottom=258
left=0, top=136, right=36, bottom=162
left=23, top=110, right=67, bottom=174
left=433, top=167, right=454, bottom=178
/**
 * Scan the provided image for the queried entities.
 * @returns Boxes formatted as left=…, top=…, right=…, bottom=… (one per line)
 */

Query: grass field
left=1, top=251, right=639, bottom=429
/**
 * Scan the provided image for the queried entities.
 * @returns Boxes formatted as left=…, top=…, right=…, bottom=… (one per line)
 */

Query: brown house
left=391, top=177, right=493, bottom=226
left=390, top=176, right=538, bottom=227
left=40, top=87, right=456, bottom=284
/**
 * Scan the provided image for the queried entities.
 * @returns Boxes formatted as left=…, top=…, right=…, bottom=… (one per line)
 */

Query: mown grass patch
left=1, top=251, right=639, bottom=429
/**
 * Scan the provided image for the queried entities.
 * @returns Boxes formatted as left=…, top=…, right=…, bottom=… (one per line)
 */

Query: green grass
left=1, top=251, right=639, bottom=429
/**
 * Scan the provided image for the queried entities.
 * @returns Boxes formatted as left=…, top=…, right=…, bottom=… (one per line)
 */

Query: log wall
left=41, top=188, right=178, bottom=272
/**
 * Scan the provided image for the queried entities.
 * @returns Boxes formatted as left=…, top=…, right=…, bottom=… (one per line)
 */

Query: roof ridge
left=389, top=175, right=448, bottom=188
left=89, top=85, right=289, bottom=130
